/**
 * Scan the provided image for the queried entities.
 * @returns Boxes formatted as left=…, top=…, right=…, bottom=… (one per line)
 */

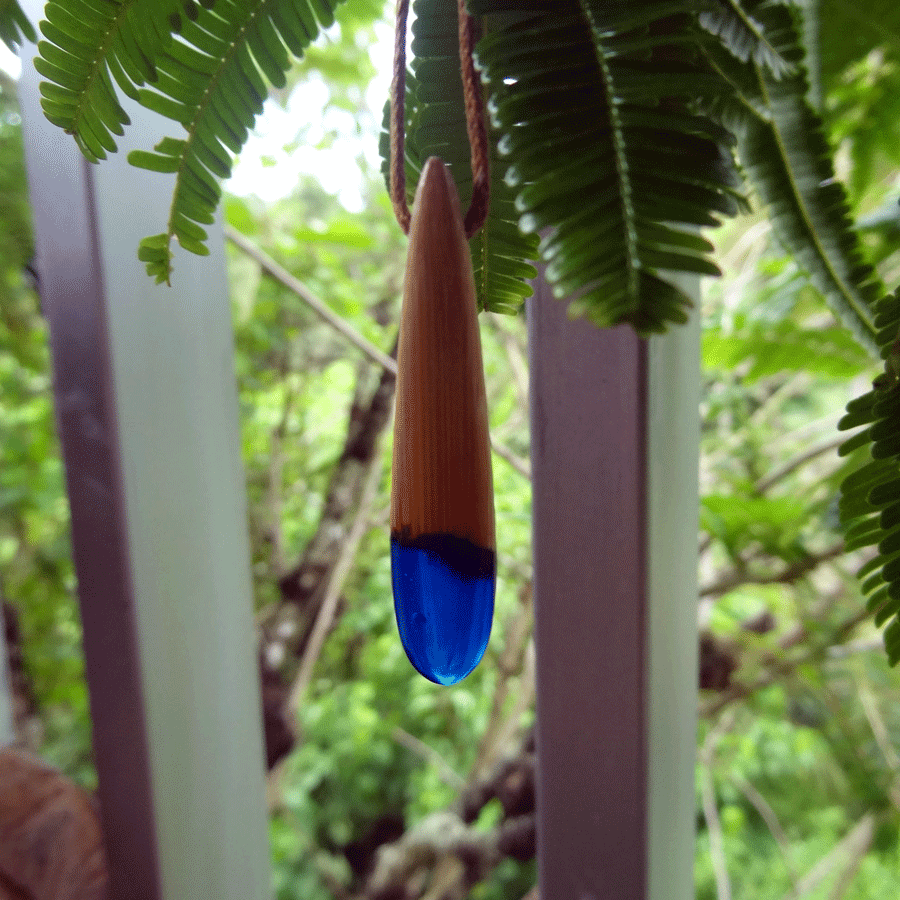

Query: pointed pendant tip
left=414, top=156, right=463, bottom=225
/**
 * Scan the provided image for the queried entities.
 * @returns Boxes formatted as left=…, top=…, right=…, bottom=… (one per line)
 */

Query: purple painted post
left=528, top=268, right=700, bottom=899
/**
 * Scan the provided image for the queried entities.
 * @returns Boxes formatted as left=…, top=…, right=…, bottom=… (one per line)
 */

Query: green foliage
left=469, top=0, right=741, bottom=333
left=0, top=0, right=35, bottom=51
left=818, top=0, right=900, bottom=203
left=24, top=0, right=888, bottom=356
left=5, top=0, right=900, bottom=892
left=703, top=0, right=882, bottom=354
left=703, top=316, right=871, bottom=381
left=827, top=51, right=900, bottom=204
left=376, top=0, right=539, bottom=315
left=408, top=0, right=539, bottom=315
left=34, top=1, right=176, bottom=158
left=702, top=494, right=808, bottom=558
left=837, top=288, right=900, bottom=665
left=817, top=0, right=900, bottom=89
left=35, top=0, right=348, bottom=282
left=698, top=0, right=795, bottom=78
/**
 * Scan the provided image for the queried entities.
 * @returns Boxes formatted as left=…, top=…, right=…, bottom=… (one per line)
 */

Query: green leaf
left=408, top=1, right=541, bottom=314
left=129, top=0, right=343, bottom=279
left=0, top=0, right=36, bottom=51
left=36, top=0, right=179, bottom=158
left=128, top=149, right=180, bottom=173
left=704, top=319, right=871, bottom=381
left=840, top=290, right=900, bottom=665
left=469, top=0, right=740, bottom=333
left=698, top=0, right=796, bottom=79
left=33, top=0, right=344, bottom=279
left=703, top=0, right=882, bottom=355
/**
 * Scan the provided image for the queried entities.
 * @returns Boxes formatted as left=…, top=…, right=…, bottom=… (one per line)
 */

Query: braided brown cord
left=458, top=0, right=490, bottom=238
left=390, top=0, right=411, bottom=234
left=389, top=0, right=490, bottom=239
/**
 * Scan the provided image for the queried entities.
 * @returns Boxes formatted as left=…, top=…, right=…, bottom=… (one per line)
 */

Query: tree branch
left=753, top=437, right=844, bottom=495
left=700, top=604, right=871, bottom=718
left=470, top=581, right=533, bottom=781
left=783, top=814, right=876, bottom=900
left=392, top=727, right=466, bottom=791
left=700, top=541, right=845, bottom=598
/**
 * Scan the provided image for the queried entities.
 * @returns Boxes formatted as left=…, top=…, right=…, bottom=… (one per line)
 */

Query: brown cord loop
left=389, top=0, right=411, bottom=235
left=390, top=0, right=490, bottom=239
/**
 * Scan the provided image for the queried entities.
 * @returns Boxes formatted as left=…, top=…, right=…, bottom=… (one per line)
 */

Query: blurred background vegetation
left=2, top=0, right=900, bottom=898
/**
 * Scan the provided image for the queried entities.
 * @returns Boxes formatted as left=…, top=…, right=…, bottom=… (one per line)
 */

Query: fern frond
left=129, top=0, right=343, bottom=282
left=470, top=0, right=742, bottom=334
left=378, top=0, right=538, bottom=315
left=0, top=0, right=36, bottom=51
left=698, top=0, right=795, bottom=78
left=702, top=0, right=881, bottom=354
left=34, top=0, right=184, bottom=163
left=838, top=286, right=900, bottom=665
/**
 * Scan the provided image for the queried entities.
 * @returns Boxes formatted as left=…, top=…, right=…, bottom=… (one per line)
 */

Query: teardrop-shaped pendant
left=391, top=157, right=496, bottom=685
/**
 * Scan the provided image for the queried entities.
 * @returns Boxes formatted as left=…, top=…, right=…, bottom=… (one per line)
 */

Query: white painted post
left=18, top=3, right=272, bottom=897
left=646, top=282, right=701, bottom=900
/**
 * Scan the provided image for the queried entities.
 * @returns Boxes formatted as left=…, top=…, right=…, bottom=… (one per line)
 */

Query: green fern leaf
left=34, top=0, right=184, bottom=163
left=469, top=0, right=742, bottom=334
left=0, top=0, right=36, bottom=51
left=839, top=286, right=900, bottom=665
left=697, top=0, right=795, bottom=78
left=130, top=0, right=343, bottom=282
left=378, top=0, right=538, bottom=315
left=702, top=0, right=882, bottom=354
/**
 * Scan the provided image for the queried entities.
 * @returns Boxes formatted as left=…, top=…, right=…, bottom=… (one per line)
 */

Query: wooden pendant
left=391, top=157, right=496, bottom=685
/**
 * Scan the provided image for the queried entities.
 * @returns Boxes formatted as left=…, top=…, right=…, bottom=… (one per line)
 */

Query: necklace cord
left=389, top=0, right=411, bottom=234
left=389, top=0, right=490, bottom=239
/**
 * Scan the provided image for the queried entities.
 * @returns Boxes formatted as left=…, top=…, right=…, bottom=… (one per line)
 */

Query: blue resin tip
left=391, top=534, right=495, bottom=685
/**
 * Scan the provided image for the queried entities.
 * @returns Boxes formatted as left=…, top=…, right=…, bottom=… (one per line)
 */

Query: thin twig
left=392, top=726, right=467, bottom=790
left=489, top=314, right=530, bottom=420
left=490, top=438, right=531, bottom=479
left=699, top=712, right=736, bottom=900
left=701, top=605, right=871, bottom=718
left=225, top=225, right=532, bottom=481
left=731, top=775, right=800, bottom=895
left=267, top=376, right=297, bottom=576
left=783, top=814, right=876, bottom=900
left=827, top=821, right=873, bottom=900
left=286, top=444, right=385, bottom=713
left=754, top=437, right=845, bottom=495
left=859, top=688, right=900, bottom=773
left=488, top=639, right=536, bottom=772
left=225, top=224, right=398, bottom=374
left=471, top=582, right=534, bottom=780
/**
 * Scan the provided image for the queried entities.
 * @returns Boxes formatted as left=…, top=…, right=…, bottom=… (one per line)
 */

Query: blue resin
left=391, top=535, right=495, bottom=685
